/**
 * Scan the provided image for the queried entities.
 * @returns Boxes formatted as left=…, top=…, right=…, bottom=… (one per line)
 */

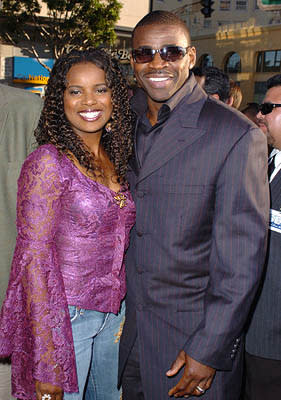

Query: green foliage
left=0, top=0, right=122, bottom=61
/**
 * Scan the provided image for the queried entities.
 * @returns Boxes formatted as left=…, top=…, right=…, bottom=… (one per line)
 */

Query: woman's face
left=64, top=62, right=112, bottom=139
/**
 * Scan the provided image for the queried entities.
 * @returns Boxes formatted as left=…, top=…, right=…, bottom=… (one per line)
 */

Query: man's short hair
left=203, top=66, right=230, bottom=103
left=267, top=74, right=281, bottom=90
left=132, top=10, right=191, bottom=44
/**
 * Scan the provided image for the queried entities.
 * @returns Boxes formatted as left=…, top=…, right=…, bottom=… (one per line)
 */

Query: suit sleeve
left=183, top=126, right=269, bottom=370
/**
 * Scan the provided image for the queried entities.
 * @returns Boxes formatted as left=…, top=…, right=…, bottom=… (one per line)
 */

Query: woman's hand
left=35, top=380, right=63, bottom=400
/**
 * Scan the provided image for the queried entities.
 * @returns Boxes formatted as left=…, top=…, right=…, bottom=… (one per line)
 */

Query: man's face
left=131, top=24, right=196, bottom=107
left=257, top=86, right=281, bottom=149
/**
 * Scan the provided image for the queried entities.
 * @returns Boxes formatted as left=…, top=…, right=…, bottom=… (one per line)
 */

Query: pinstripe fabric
left=246, top=170, right=281, bottom=360
left=119, top=78, right=269, bottom=399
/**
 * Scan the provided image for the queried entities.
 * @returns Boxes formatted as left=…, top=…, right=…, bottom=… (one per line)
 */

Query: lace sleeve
left=0, top=147, right=77, bottom=399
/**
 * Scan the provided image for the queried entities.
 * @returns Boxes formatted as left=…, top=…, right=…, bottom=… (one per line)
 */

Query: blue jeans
left=64, top=302, right=125, bottom=400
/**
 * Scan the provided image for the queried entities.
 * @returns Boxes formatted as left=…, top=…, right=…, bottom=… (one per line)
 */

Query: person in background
left=0, top=48, right=135, bottom=400
left=118, top=10, right=269, bottom=400
left=0, top=84, right=42, bottom=400
left=229, top=80, right=243, bottom=109
left=241, top=102, right=260, bottom=126
left=245, top=73, right=281, bottom=400
left=191, top=66, right=205, bottom=87
left=203, top=66, right=232, bottom=104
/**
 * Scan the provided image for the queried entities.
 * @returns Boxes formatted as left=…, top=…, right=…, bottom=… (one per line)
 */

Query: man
left=241, top=102, right=260, bottom=126
left=0, top=84, right=42, bottom=400
left=245, top=74, right=281, bottom=399
left=191, top=66, right=205, bottom=87
left=193, top=66, right=236, bottom=106
left=203, top=66, right=233, bottom=104
left=119, top=10, right=269, bottom=400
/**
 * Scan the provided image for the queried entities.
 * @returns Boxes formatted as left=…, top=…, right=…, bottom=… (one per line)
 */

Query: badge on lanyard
left=269, top=209, right=281, bottom=233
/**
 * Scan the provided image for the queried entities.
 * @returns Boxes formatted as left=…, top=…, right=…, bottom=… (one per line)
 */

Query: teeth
left=79, top=111, right=101, bottom=118
left=148, top=77, right=169, bottom=82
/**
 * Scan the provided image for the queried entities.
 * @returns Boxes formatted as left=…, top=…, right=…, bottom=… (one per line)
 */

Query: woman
left=0, top=48, right=135, bottom=400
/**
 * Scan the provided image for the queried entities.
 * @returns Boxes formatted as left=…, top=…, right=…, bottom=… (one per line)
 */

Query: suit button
left=137, top=266, right=144, bottom=274
left=137, top=191, right=145, bottom=198
left=136, top=230, right=143, bottom=237
left=137, top=303, right=143, bottom=311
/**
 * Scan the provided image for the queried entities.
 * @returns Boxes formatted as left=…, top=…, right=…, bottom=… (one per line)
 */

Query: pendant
left=114, top=193, right=127, bottom=208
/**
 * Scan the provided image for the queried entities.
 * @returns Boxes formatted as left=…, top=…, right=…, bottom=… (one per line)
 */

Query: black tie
left=268, top=155, right=276, bottom=179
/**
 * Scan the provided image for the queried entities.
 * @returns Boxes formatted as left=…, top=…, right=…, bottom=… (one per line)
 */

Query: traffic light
left=200, top=0, right=214, bottom=17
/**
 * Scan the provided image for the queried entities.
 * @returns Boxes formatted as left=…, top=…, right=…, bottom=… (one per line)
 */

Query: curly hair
left=35, top=48, right=134, bottom=182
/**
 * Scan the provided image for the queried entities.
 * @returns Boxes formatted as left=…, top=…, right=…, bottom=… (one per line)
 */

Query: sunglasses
left=131, top=46, right=190, bottom=64
left=259, top=103, right=281, bottom=115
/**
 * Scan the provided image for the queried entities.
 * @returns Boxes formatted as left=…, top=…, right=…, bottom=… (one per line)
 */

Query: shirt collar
left=269, top=148, right=281, bottom=165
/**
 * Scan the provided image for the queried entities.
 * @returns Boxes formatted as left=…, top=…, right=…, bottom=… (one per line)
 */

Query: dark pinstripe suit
left=246, top=168, right=281, bottom=359
left=119, top=76, right=269, bottom=399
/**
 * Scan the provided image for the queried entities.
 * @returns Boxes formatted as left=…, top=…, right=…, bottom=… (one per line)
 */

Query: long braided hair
left=35, top=48, right=134, bottom=182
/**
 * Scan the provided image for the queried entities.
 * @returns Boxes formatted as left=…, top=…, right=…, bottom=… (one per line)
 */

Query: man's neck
left=146, top=99, right=164, bottom=126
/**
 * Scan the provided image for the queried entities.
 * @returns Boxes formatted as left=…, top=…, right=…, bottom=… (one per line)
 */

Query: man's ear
left=226, top=95, right=234, bottom=107
left=210, top=93, right=220, bottom=101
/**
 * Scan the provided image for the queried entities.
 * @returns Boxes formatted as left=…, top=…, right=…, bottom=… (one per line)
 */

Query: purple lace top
left=0, top=144, right=135, bottom=399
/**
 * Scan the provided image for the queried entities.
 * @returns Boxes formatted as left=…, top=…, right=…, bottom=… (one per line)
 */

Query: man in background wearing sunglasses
left=118, top=10, right=269, bottom=400
left=245, top=74, right=281, bottom=400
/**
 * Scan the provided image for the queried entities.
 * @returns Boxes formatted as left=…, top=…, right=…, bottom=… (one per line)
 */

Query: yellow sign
left=13, top=74, right=49, bottom=84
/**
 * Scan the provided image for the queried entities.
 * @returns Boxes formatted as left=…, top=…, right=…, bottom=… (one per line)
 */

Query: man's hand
left=166, top=350, right=216, bottom=398
left=35, top=380, right=63, bottom=400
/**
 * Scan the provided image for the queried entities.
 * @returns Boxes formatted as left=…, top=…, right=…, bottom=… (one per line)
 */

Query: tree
left=0, top=0, right=122, bottom=71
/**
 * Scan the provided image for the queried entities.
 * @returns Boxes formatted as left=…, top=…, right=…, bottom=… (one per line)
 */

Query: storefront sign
left=13, top=57, right=54, bottom=84
left=111, top=48, right=131, bottom=62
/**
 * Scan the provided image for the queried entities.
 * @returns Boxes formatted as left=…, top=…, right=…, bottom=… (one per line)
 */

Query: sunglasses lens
left=132, top=49, right=154, bottom=63
left=162, top=46, right=186, bottom=61
left=260, top=103, right=273, bottom=115
left=132, top=46, right=187, bottom=63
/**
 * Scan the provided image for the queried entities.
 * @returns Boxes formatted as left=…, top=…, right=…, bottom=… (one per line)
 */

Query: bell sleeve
left=0, top=146, right=78, bottom=399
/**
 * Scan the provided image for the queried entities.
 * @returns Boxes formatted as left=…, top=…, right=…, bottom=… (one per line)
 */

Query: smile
left=79, top=111, right=102, bottom=121
left=145, top=75, right=173, bottom=89
left=148, top=77, right=170, bottom=82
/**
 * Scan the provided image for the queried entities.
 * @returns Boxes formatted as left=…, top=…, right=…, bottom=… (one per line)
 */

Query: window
left=254, top=81, right=267, bottom=104
left=256, top=50, right=281, bottom=72
left=236, top=0, right=247, bottom=9
left=220, top=0, right=231, bottom=10
left=224, top=52, right=241, bottom=73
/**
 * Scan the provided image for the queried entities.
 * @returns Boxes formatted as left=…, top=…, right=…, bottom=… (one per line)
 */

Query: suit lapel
left=129, top=118, right=141, bottom=176
left=270, top=169, right=281, bottom=206
left=136, top=87, right=207, bottom=184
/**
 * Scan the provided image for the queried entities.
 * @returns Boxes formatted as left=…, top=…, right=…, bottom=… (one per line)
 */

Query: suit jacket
left=119, top=76, right=269, bottom=399
left=0, top=84, right=42, bottom=307
left=246, top=166, right=281, bottom=360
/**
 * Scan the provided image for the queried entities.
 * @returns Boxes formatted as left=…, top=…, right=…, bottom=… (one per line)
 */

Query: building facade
left=152, top=0, right=281, bottom=107
left=0, top=0, right=150, bottom=94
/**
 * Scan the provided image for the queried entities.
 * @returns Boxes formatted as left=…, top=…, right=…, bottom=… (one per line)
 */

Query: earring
left=105, top=122, right=112, bottom=133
